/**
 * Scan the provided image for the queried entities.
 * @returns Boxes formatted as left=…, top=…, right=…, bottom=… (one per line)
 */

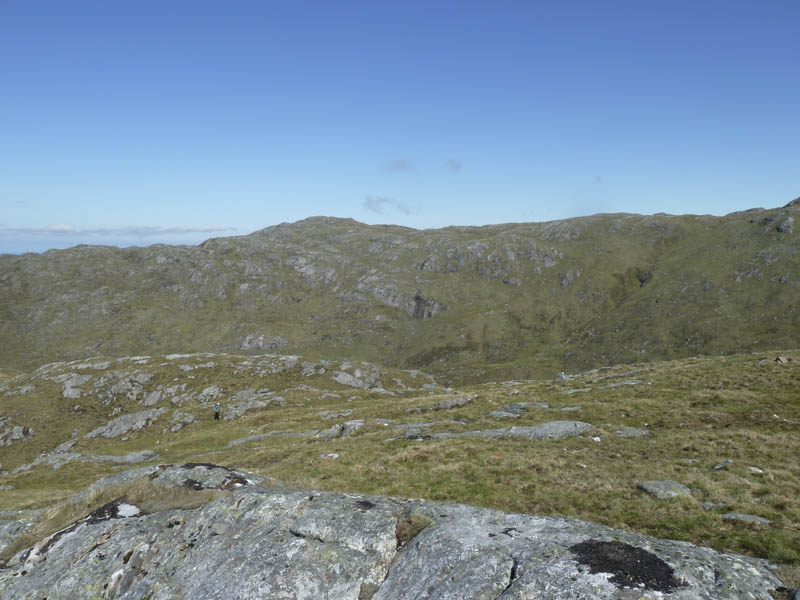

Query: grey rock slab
left=394, top=421, right=441, bottom=430
left=613, top=426, right=652, bottom=438
left=53, top=439, right=76, bottom=453
left=639, top=480, right=692, bottom=500
left=0, top=466, right=787, bottom=599
left=91, top=450, right=157, bottom=464
left=333, top=363, right=380, bottom=390
left=226, top=430, right=313, bottom=449
left=223, top=399, right=270, bottom=420
left=431, top=421, right=593, bottom=441
left=488, top=401, right=549, bottom=418
left=317, top=423, right=344, bottom=441
left=0, top=509, right=42, bottom=556
left=85, top=408, right=167, bottom=438
left=342, top=419, right=365, bottom=437
left=431, top=394, right=476, bottom=411
left=0, top=424, right=35, bottom=447
left=722, top=512, right=772, bottom=526
left=319, top=409, right=353, bottom=421
left=601, top=379, right=645, bottom=389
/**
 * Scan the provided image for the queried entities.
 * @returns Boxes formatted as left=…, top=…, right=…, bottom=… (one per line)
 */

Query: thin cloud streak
left=446, top=159, right=463, bottom=172
left=362, top=196, right=411, bottom=215
left=385, top=158, right=414, bottom=171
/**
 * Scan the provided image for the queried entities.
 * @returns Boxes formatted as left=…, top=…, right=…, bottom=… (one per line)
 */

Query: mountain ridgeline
left=1, top=200, right=798, bottom=380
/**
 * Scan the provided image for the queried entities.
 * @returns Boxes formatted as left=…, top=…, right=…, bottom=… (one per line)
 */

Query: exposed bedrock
left=0, top=465, right=786, bottom=599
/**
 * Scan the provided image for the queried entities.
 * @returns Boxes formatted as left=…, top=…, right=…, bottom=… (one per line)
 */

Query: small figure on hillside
left=214, top=402, right=221, bottom=420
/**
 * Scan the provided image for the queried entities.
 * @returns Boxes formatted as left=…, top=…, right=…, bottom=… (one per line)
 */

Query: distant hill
left=1, top=199, right=798, bottom=381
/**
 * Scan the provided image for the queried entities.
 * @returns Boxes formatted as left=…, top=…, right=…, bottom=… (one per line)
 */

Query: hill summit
left=2, top=201, right=799, bottom=381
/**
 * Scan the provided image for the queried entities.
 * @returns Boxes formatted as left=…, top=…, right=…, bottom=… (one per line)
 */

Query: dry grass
left=0, top=478, right=223, bottom=564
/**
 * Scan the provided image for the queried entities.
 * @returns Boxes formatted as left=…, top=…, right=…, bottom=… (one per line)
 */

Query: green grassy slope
left=0, top=350, right=797, bottom=582
left=1, top=202, right=798, bottom=382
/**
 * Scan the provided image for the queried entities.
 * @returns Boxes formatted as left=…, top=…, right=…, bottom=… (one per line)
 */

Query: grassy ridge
left=1, top=205, right=799, bottom=380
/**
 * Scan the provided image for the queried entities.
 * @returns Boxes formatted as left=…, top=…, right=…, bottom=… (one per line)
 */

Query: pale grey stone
left=639, top=480, right=692, bottom=500
left=488, top=402, right=548, bottom=418
left=223, top=399, right=269, bottom=420
left=319, top=409, right=353, bottom=421
left=53, top=440, right=76, bottom=453
left=0, top=424, right=34, bottom=448
left=342, top=420, right=365, bottom=437
left=723, top=512, right=772, bottom=526
left=142, top=390, right=162, bottom=406
left=227, top=430, right=312, bottom=449
left=333, top=371, right=370, bottom=389
left=614, top=426, right=651, bottom=438
left=430, top=421, right=593, bottom=441
left=85, top=408, right=167, bottom=438
left=565, top=387, right=591, bottom=394
left=317, top=423, right=344, bottom=441
left=431, top=394, right=476, bottom=411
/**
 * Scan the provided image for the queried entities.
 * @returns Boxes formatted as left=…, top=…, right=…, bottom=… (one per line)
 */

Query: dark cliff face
left=1, top=203, right=799, bottom=379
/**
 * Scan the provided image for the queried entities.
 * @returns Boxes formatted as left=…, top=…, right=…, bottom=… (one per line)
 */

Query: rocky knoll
left=0, top=464, right=788, bottom=599
left=2, top=200, right=799, bottom=379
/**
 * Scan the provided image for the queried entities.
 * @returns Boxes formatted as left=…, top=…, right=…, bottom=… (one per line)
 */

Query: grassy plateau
left=0, top=350, right=797, bottom=587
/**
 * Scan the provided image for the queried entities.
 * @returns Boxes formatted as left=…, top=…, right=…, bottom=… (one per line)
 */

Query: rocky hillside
left=1, top=199, right=799, bottom=381
left=0, top=350, right=797, bottom=595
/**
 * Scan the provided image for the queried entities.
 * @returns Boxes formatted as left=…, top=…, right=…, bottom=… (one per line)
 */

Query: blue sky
left=1, top=0, right=798, bottom=254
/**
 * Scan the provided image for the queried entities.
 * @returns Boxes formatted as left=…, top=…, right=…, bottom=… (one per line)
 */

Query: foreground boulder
left=0, top=465, right=787, bottom=599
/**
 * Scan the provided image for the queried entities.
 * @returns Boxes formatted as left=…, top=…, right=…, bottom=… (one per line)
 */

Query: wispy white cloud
left=362, top=196, right=411, bottom=215
left=446, top=159, right=463, bottom=172
left=385, top=158, right=414, bottom=171
left=0, top=225, right=237, bottom=238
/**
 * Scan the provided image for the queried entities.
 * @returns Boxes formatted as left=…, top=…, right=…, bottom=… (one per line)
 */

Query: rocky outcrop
left=0, top=421, right=34, bottom=447
left=406, top=394, right=477, bottom=414
left=13, top=450, right=157, bottom=473
left=431, top=421, right=593, bottom=441
left=0, top=465, right=787, bottom=599
left=85, top=408, right=168, bottom=439
left=488, top=402, right=549, bottom=418
left=639, top=480, right=692, bottom=500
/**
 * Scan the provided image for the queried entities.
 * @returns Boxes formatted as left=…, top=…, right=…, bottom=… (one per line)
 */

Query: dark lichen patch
left=182, top=478, right=204, bottom=491
left=180, top=462, right=231, bottom=471
left=85, top=498, right=140, bottom=524
left=569, top=539, right=683, bottom=592
left=355, top=500, right=375, bottom=511
left=220, top=475, right=249, bottom=490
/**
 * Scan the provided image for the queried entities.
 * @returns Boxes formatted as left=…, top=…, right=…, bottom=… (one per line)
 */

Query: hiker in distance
left=214, top=402, right=221, bottom=420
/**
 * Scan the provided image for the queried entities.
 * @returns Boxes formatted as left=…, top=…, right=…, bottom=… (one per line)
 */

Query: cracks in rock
left=494, top=556, right=521, bottom=599
left=288, top=528, right=326, bottom=545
